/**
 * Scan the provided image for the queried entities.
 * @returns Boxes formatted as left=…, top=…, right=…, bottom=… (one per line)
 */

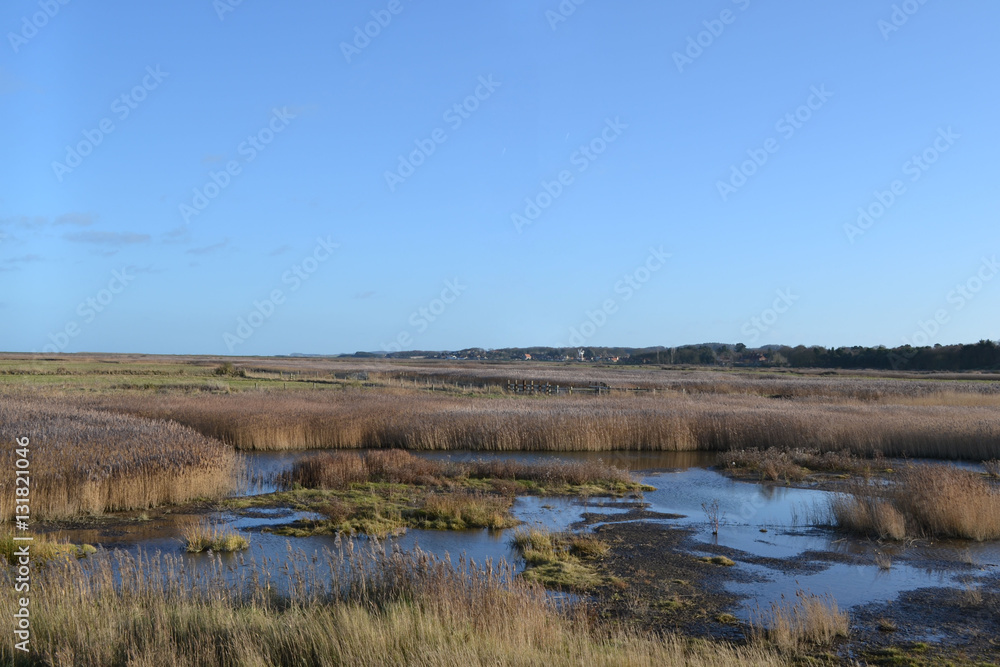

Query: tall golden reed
left=0, top=399, right=238, bottom=521
left=79, top=388, right=1000, bottom=460
left=830, top=464, right=1000, bottom=541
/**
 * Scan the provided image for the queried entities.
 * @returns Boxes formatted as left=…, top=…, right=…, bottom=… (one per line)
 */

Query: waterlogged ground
left=47, top=449, right=1000, bottom=658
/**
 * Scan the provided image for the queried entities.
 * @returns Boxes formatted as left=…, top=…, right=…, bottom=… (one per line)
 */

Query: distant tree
left=766, top=352, right=789, bottom=367
left=698, top=346, right=717, bottom=365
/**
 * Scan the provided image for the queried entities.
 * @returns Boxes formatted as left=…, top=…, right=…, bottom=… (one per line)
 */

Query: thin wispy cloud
left=64, top=231, right=151, bottom=245
left=3, top=254, right=42, bottom=264
left=0, top=253, right=42, bottom=270
left=0, top=215, right=46, bottom=229
left=131, top=265, right=166, bottom=274
left=54, top=212, right=96, bottom=226
left=0, top=66, right=26, bottom=96
left=186, top=239, right=230, bottom=255
left=161, top=226, right=191, bottom=244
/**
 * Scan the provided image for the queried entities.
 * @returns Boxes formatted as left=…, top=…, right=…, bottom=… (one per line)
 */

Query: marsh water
left=54, top=450, right=999, bottom=618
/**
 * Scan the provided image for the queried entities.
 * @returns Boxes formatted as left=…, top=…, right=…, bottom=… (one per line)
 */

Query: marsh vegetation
left=73, top=388, right=1000, bottom=461
left=3, top=355, right=999, bottom=664
left=829, top=463, right=1000, bottom=541
left=0, top=397, right=238, bottom=521
left=0, top=544, right=785, bottom=667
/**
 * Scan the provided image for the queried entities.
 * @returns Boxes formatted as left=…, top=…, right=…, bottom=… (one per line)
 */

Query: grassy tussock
left=511, top=528, right=611, bottom=591
left=0, top=399, right=238, bottom=521
left=749, top=591, right=849, bottom=652
left=0, top=545, right=783, bottom=667
left=182, top=522, right=250, bottom=553
left=412, top=492, right=516, bottom=530
left=830, top=464, right=1000, bottom=541
left=698, top=555, right=736, bottom=567
left=78, top=388, right=1000, bottom=460
left=0, top=533, right=96, bottom=565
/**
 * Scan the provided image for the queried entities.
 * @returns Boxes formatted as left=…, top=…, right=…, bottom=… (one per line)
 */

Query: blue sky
left=1, top=0, right=998, bottom=355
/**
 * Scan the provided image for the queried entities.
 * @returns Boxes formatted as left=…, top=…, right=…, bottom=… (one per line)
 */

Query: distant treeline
left=631, top=340, right=1000, bottom=371
left=356, top=339, right=1000, bottom=371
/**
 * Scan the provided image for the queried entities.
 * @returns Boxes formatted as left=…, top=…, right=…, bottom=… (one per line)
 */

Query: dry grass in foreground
left=0, top=545, right=786, bottom=667
left=748, top=591, right=849, bottom=652
left=829, top=464, right=1000, bottom=541
left=0, top=399, right=239, bottom=521
left=76, top=388, right=1000, bottom=460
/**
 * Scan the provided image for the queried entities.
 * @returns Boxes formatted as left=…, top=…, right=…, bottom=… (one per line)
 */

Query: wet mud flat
left=848, top=577, right=1000, bottom=665
left=578, top=511, right=1000, bottom=665
left=586, top=520, right=750, bottom=641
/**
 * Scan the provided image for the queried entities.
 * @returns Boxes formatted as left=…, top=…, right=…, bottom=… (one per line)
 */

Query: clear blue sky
left=2, top=0, right=998, bottom=355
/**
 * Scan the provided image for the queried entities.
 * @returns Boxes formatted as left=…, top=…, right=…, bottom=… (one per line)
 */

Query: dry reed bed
left=78, top=389, right=1000, bottom=460
left=749, top=591, right=849, bottom=652
left=723, top=448, right=891, bottom=482
left=829, top=464, right=1000, bottom=541
left=280, top=449, right=635, bottom=490
left=13, top=353, right=1000, bottom=400
left=211, top=356, right=1000, bottom=394
left=0, top=545, right=784, bottom=666
left=311, top=365, right=1000, bottom=401
left=0, top=399, right=238, bottom=521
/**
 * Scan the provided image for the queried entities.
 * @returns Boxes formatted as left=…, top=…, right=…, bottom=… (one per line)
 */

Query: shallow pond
left=55, top=449, right=1000, bottom=618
